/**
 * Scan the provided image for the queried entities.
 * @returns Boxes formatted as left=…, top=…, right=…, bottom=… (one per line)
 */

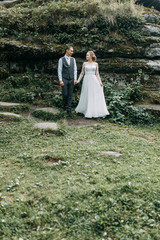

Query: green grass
left=0, top=116, right=160, bottom=240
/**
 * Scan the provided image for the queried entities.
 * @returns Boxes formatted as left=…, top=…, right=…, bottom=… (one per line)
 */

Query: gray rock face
left=144, top=14, right=160, bottom=24
left=102, top=73, right=160, bottom=92
left=139, top=104, right=160, bottom=111
left=142, top=24, right=160, bottom=37
left=138, top=104, right=160, bottom=116
left=147, top=60, right=160, bottom=71
left=145, top=43, right=160, bottom=58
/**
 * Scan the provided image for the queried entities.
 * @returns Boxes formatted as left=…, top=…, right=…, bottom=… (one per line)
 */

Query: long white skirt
left=75, top=74, right=109, bottom=118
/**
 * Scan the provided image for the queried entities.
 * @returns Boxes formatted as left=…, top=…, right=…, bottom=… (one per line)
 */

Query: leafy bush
left=1, top=88, right=36, bottom=103
left=104, top=74, right=152, bottom=125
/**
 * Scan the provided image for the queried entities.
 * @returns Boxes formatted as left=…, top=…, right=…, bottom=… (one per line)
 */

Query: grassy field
left=0, top=115, right=160, bottom=240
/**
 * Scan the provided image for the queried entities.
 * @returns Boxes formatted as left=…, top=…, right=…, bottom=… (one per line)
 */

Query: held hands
left=60, top=81, right=64, bottom=86
left=60, top=80, right=78, bottom=86
left=74, top=80, right=78, bottom=85
left=100, top=82, right=103, bottom=87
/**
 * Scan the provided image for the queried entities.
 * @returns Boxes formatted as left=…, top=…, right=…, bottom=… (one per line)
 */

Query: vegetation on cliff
left=0, top=0, right=145, bottom=50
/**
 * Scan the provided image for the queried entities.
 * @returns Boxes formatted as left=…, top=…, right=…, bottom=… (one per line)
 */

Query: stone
left=138, top=104, right=160, bottom=111
left=0, top=112, right=21, bottom=118
left=35, top=107, right=60, bottom=115
left=145, top=43, right=160, bottom=58
left=138, top=104, right=160, bottom=116
left=0, top=102, right=21, bottom=106
left=147, top=60, right=160, bottom=71
left=101, top=151, right=122, bottom=157
left=144, top=14, right=160, bottom=24
left=142, top=24, right=160, bottom=37
left=33, top=122, right=58, bottom=130
left=0, top=0, right=23, bottom=7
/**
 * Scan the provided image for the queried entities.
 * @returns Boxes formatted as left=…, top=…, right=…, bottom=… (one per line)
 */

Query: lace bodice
left=77, top=62, right=102, bottom=84
left=85, top=63, right=97, bottom=75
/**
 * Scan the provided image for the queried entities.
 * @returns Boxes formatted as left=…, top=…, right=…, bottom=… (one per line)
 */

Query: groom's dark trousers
left=61, top=57, right=75, bottom=112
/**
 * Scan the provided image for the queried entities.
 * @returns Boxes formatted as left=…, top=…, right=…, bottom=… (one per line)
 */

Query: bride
left=75, top=51, right=109, bottom=118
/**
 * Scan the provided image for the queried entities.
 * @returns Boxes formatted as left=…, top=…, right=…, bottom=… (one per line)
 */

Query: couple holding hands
left=58, top=46, right=109, bottom=118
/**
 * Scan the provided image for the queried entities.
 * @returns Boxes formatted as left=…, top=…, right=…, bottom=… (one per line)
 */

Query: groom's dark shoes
left=67, top=109, right=71, bottom=115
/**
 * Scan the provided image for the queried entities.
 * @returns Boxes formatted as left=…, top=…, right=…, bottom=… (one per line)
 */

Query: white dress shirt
left=58, top=55, right=77, bottom=81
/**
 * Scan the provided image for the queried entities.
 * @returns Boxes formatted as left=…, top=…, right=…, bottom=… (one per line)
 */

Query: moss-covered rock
left=142, top=91, right=160, bottom=104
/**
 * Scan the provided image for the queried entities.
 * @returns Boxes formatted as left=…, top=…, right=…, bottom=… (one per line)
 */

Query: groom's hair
left=65, top=46, right=73, bottom=52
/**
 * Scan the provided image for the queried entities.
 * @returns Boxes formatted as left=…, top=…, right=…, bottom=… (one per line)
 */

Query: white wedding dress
left=75, top=62, right=109, bottom=118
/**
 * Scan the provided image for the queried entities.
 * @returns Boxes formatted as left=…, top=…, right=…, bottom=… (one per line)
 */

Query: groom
left=58, top=46, right=77, bottom=114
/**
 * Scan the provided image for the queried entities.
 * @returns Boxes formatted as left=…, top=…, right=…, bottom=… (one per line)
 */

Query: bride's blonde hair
left=88, top=51, right=96, bottom=62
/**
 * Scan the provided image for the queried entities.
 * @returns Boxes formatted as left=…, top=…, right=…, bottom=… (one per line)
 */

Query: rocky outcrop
left=0, top=6, right=160, bottom=101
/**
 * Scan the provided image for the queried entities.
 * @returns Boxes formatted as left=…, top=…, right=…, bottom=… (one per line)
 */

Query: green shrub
left=0, top=88, right=36, bottom=103
left=104, top=77, right=152, bottom=125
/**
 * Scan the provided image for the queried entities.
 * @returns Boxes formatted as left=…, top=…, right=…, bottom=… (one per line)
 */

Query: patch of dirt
left=21, top=106, right=40, bottom=120
left=67, top=117, right=102, bottom=128
left=5, top=195, right=13, bottom=203
left=45, top=155, right=64, bottom=166
left=34, top=153, right=64, bottom=165
left=46, top=156, right=63, bottom=162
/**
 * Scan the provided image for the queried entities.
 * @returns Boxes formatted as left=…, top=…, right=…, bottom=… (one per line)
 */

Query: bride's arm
left=96, top=63, right=103, bottom=86
left=77, top=63, right=85, bottom=83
